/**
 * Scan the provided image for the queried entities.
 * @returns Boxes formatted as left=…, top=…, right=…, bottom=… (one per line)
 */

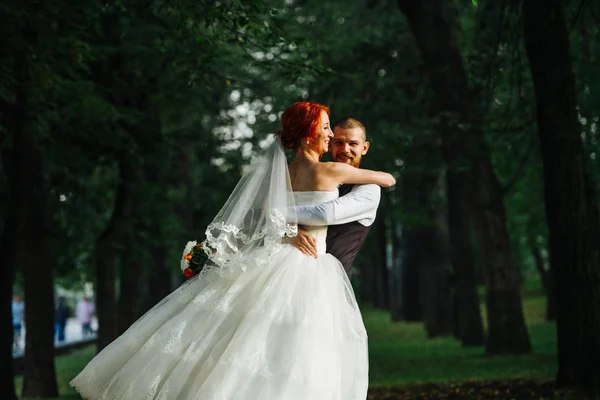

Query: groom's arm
left=293, top=184, right=381, bottom=227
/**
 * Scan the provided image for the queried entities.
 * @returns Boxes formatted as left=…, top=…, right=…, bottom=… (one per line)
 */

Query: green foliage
left=1, top=0, right=323, bottom=291
left=0, top=0, right=595, bottom=303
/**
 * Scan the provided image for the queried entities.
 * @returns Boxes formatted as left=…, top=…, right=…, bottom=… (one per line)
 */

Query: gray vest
left=326, top=184, right=373, bottom=278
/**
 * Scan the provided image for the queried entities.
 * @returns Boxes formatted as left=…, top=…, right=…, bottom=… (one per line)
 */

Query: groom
left=290, top=117, right=381, bottom=278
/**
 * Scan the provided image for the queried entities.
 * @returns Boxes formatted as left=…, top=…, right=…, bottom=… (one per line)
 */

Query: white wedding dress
left=71, top=190, right=369, bottom=400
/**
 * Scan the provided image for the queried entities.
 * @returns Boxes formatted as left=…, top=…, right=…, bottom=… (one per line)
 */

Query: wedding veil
left=200, top=134, right=298, bottom=276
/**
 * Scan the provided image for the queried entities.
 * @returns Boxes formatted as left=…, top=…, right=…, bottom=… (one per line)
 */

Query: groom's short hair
left=333, top=117, right=367, bottom=140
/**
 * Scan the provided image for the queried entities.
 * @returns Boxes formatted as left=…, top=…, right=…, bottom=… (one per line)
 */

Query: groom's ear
left=362, top=141, right=370, bottom=155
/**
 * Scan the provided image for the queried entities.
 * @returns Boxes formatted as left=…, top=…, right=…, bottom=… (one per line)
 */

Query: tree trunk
left=21, top=137, right=59, bottom=398
left=472, top=158, right=530, bottom=354
left=443, top=131, right=484, bottom=346
left=372, top=209, right=390, bottom=309
left=116, top=230, right=140, bottom=334
left=394, top=228, right=422, bottom=321
left=0, top=88, right=29, bottom=400
left=392, top=132, right=444, bottom=323
left=95, top=155, right=138, bottom=351
left=544, top=267, right=556, bottom=322
left=144, top=244, right=171, bottom=312
left=435, top=0, right=503, bottom=346
left=2, top=27, right=59, bottom=394
left=446, top=167, right=484, bottom=345
left=397, top=0, right=531, bottom=354
left=390, top=221, right=403, bottom=321
left=137, top=150, right=174, bottom=314
left=359, top=251, right=374, bottom=304
left=0, top=166, right=20, bottom=400
left=523, top=0, right=600, bottom=390
left=420, top=191, right=454, bottom=338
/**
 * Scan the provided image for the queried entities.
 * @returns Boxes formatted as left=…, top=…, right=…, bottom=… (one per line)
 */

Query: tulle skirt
left=70, top=244, right=368, bottom=400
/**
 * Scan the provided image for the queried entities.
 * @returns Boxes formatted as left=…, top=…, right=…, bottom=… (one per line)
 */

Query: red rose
left=183, top=268, right=194, bottom=279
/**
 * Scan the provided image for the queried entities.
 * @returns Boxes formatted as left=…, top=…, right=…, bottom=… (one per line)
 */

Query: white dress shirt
left=294, top=184, right=381, bottom=227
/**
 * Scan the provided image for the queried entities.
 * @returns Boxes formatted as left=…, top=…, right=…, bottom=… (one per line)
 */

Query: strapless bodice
left=292, top=190, right=338, bottom=255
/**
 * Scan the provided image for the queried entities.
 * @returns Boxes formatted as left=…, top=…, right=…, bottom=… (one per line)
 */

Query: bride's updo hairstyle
left=276, top=101, right=330, bottom=151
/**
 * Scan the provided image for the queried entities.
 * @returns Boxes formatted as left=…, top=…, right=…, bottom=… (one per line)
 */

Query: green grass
left=366, top=282, right=556, bottom=387
left=17, top=280, right=556, bottom=398
left=16, top=346, right=96, bottom=399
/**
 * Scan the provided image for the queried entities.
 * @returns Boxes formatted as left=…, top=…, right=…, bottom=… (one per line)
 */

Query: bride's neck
left=294, top=147, right=321, bottom=163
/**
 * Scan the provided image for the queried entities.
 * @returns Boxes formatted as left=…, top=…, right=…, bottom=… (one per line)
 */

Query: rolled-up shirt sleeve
left=293, top=184, right=381, bottom=227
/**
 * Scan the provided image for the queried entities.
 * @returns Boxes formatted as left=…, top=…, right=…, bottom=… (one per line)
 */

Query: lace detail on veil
left=198, top=135, right=298, bottom=277
left=205, top=210, right=297, bottom=247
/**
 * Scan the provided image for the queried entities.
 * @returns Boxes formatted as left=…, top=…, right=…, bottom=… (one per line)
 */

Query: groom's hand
left=289, top=228, right=318, bottom=258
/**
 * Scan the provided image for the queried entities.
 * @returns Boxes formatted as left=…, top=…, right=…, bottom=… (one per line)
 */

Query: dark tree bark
left=1, top=18, right=58, bottom=394
left=359, top=249, right=374, bottom=304
left=419, top=182, right=454, bottom=338
left=446, top=167, right=484, bottom=345
left=397, top=0, right=531, bottom=354
left=95, top=155, right=138, bottom=351
left=117, top=230, right=140, bottom=334
left=393, top=158, right=429, bottom=322
left=442, top=124, right=484, bottom=345
left=143, top=245, right=171, bottom=312
left=523, top=0, right=600, bottom=390
left=472, top=157, right=530, bottom=354
left=392, top=228, right=422, bottom=321
left=544, top=266, right=556, bottom=322
left=389, top=221, right=403, bottom=321
left=138, top=149, right=174, bottom=313
left=0, top=165, right=20, bottom=400
left=0, top=85, right=28, bottom=400
left=21, top=136, right=59, bottom=398
left=392, top=140, right=451, bottom=326
left=371, top=209, right=390, bottom=310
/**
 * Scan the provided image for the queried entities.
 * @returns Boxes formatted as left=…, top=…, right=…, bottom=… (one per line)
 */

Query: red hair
left=276, top=101, right=330, bottom=151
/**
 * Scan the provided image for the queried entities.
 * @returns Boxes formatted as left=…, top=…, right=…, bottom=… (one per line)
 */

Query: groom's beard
left=333, top=152, right=361, bottom=168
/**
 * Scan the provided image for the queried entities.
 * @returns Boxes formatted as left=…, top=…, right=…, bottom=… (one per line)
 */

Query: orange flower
left=184, top=253, right=192, bottom=261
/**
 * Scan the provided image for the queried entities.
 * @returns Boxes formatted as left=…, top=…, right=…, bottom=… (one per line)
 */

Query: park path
left=12, top=317, right=98, bottom=358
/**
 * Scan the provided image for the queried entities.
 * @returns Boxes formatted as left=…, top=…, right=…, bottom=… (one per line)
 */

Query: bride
left=70, top=101, right=395, bottom=400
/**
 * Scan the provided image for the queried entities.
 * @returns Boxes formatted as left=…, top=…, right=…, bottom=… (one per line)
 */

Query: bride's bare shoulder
left=315, top=161, right=351, bottom=175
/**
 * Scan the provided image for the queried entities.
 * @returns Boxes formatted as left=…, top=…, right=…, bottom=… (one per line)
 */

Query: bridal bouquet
left=180, top=241, right=208, bottom=279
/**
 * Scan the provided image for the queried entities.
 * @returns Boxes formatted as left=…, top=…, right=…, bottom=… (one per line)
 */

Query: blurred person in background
left=76, top=296, right=95, bottom=337
left=12, top=294, right=24, bottom=350
left=55, top=296, right=70, bottom=343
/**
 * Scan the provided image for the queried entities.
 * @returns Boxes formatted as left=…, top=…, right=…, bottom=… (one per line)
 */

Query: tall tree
left=397, top=0, right=531, bottom=353
left=372, top=207, right=391, bottom=310
left=419, top=176, right=454, bottom=338
left=117, top=228, right=141, bottom=334
left=20, top=133, right=59, bottom=398
left=523, top=0, right=600, bottom=390
left=95, top=155, right=139, bottom=350
left=442, top=0, right=518, bottom=347
left=392, top=126, right=453, bottom=336
left=0, top=70, right=29, bottom=400
left=391, top=228, right=423, bottom=321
